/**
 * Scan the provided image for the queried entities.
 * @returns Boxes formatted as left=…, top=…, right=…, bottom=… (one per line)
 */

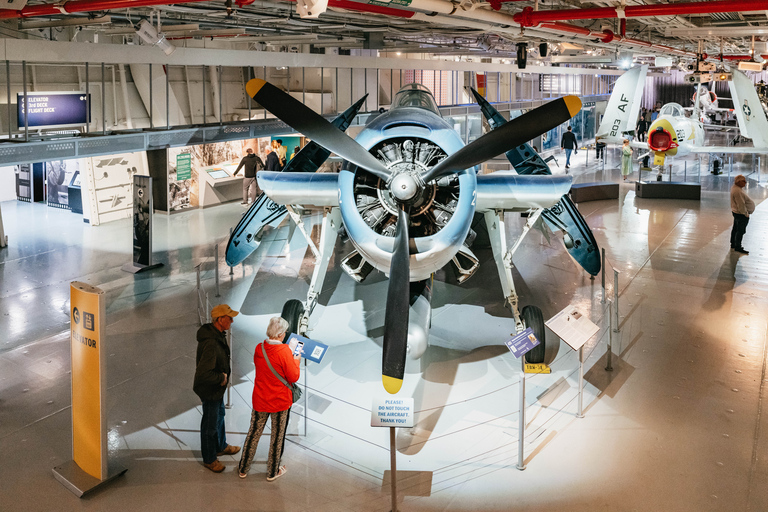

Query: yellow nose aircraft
left=596, top=65, right=768, bottom=173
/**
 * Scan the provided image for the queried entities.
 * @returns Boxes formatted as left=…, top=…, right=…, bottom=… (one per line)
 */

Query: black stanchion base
left=121, top=262, right=164, bottom=274
left=52, top=460, right=127, bottom=498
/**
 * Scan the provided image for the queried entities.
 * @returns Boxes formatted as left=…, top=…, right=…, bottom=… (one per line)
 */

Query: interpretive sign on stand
left=286, top=333, right=329, bottom=364
left=504, top=327, right=539, bottom=359
left=371, top=397, right=414, bottom=428
left=545, top=306, right=599, bottom=419
left=545, top=306, right=599, bottom=351
left=53, top=282, right=126, bottom=497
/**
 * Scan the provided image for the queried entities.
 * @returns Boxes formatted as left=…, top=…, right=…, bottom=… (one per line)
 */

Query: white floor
left=1, top=151, right=768, bottom=511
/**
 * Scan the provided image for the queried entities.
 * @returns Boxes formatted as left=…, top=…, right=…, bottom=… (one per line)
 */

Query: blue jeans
left=565, top=148, right=573, bottom=166
left=201, top=399, right=226, bottom=464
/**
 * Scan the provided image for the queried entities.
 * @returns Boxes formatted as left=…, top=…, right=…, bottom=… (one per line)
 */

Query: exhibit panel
left=81, top=152, right=149, bottom=225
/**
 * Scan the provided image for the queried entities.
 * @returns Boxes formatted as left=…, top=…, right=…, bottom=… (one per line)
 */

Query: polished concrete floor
left=1, top=151, right=767, bottom=512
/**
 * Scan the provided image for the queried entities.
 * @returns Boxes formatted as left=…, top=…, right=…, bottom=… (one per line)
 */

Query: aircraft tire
left=280, top=299, right=305, bottom=344
left=522, top=305, right=546, bottom=364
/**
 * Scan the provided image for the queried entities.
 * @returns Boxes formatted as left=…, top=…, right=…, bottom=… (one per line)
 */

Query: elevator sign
left=18, top=91, right=91, bottom=129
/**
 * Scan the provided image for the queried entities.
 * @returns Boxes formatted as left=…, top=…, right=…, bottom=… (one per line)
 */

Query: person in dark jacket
left=194, top=304, right=241, bottom=473
left=560, top=125, right=578, bottom=169
left=264, top=147, right=281, bottom=172
left=233, top=148, right=264, bottom=205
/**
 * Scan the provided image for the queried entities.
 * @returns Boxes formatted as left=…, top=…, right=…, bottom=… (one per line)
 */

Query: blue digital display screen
left=17, top=92, right=91, bottom=128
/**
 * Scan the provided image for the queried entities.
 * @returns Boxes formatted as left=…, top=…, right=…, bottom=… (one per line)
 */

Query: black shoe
left=735, top=248, right=749, bottom=255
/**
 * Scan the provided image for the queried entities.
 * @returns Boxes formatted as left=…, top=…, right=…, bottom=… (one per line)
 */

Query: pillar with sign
left=52, top=282, right=126, bottom=497
left=122, top=175, right=163, bottom=273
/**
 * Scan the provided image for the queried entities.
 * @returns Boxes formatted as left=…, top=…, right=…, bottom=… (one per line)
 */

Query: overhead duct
left=514, top=0, right=768, bottom=27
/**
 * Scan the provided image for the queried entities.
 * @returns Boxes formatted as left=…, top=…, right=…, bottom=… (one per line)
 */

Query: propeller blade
left=421, top=95, right=582, bottom=183
left=381, top=208, right=410, bottom=394
left=246, top=79, right=390, bottom=181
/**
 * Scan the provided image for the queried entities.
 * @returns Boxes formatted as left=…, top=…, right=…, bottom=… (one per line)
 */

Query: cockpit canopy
left=392, top=84, right=440, bottom=115
left=659, top=102, right=685, bottom=117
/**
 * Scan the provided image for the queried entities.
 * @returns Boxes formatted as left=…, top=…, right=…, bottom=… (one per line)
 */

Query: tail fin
left=729, top=69, right=768, bottom=148
left=596, top=64, right=648, bottom=143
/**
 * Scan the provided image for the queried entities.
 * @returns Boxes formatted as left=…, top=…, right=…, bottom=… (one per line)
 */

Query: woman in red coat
left=238, top=316, right=301, bottom=481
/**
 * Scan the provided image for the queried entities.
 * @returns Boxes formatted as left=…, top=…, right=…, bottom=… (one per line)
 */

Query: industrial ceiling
left=3, top=1, right=768, bottom=67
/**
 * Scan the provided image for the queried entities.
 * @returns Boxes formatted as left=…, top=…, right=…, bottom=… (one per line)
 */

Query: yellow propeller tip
left=563, top=95, right=582, bottom=117
left=246, top=78, right=267, bottom=99
left=382, top=375, right=403, bottom=394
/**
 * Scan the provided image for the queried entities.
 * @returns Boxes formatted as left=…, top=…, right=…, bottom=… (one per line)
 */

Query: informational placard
left=504, top=327, right=540, bottom=359
left=286, top=333, right=328, bottom=364
left=17, top=92, right=90, bottom=129
left=69, top=282, right=107, bottom=479
left=371, top=397, right=414, bottom=427
left=545, top=306, right=599, bottom=351
left=176, top=153, right=192, bottom=181
left=132, top=175, right=153, bottom=267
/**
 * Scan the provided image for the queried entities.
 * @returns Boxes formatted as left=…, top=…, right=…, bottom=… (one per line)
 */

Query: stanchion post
left=684, top=160, right=687, bottom=181
left=517, top=356, right=526, bottom=470
left=613, top=269, right=620, bottom=333
left=225, top=329, right=232, bottom=409
left=601, top=248, right=606, bottom=304
left=390, top=427, right=398, bottom=512
left=606, top=301, right=614, bottom=371
left=214, top=244, right=220, bottom=298
left=303, top=358, right=308, bottom=437
left=228, top=228, right=234, bottom=276
left=577, top=345, right=585, bottom=418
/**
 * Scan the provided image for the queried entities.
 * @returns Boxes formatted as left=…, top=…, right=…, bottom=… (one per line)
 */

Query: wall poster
left=46, top=159, right=81, bottom=209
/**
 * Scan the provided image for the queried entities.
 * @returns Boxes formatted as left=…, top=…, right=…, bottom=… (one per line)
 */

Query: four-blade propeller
left=245, top=78, right=581, bottom=394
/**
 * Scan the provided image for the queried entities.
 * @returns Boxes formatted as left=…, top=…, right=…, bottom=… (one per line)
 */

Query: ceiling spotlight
left=620, top=59, right=631, bottom=69
left=135, top=19, right=176, bottom=56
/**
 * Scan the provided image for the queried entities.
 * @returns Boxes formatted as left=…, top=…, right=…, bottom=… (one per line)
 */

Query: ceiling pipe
left=0, top=0, right=213, bottom=19
left=514, top=0, right=768, bottom=27
left=538, top=22, right=614, bottom=43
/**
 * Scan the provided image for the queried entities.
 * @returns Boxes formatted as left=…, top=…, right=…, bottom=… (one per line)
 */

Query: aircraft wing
left=257, top=171, right=339, bottom=206
left=630, top=141, right=649, bottom=150
left=595, top=64, right=648, bottom=143
left=475, top=173, right=572, bottom=211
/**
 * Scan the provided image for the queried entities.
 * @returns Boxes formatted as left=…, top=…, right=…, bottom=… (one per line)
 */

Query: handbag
left=261, top=343, right=302, bottom=403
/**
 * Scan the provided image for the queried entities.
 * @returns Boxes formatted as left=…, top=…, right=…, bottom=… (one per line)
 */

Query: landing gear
left=521, top=305, right=546, bottom=364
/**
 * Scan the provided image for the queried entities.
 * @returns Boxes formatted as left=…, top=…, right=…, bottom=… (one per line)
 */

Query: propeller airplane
left=228, top=79, right=598, bottom=394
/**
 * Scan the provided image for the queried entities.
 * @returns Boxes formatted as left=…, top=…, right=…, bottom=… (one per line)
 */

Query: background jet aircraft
left=245, top=79, right=583, bottom=394
left=597, top=66, right=768, bottom=171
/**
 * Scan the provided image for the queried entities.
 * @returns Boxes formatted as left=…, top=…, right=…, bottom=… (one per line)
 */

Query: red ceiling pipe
left=515, top=0, right=768, bottom=27
left=326, top=0, right=414, bottom=18
left=0, top=0, right=213, bottom=19
left=282, top=0, right=414, bottom=17
left=538, top=22, right=614, bottom=43
left=722, top=54, right=768, bottom=60
left=538, top=20, right=697, bottom=57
